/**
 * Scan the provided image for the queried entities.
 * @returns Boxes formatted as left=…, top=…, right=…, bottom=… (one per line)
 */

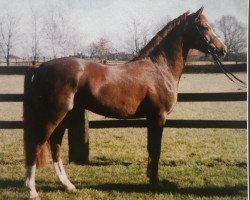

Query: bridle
left=195, top=24, right=247, bottom=88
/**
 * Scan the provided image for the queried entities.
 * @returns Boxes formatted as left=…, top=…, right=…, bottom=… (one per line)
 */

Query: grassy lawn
left=0, top=127, right=247, bottom=200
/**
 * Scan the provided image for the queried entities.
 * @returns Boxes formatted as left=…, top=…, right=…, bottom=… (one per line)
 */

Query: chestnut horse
left=24, top=7, right=226, bottom=199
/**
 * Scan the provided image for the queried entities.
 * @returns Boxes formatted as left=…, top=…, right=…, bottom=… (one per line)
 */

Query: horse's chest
left=153, top=87, right=177, bottom=126
left=165, top=92, right=177, bottom=113
left=151, top=80, right=178, bottom=113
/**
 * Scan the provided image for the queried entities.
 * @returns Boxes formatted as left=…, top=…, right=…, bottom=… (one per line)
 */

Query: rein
left=210, top=52, right=247, bottom=88
left=195, top=25, right=247, bottom=88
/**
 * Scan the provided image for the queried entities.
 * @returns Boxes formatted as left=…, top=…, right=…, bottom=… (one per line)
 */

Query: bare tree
left=43, top=3, right=86, bottom=58
left=71, top=32, right=84, bottom=56
left=43, top=3, right=70, bottom=58
left=30, top=7, right=42, bottom=63
left=124, top=17, right=151, bottom=56
left=216, top=15, right=247, bottom=57
left=87, top=42, right=99, bottom=59
left=43, top=8, right=61, bottom=58
left=97, top=37, right=112, bottom=61
left=87, top=38, right=113, bottom=61
left=0, top=13, right=20, bottom=66
left=60, top=28, right=86, bottom=57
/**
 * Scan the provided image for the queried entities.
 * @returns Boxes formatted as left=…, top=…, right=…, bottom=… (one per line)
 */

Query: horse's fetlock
left=25, top=179, right=33, bottom=188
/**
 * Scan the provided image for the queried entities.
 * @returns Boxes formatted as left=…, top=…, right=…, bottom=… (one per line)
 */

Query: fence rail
left=0, top=91, right=247, bottom=130
left=0, top=92, right=247, bottom=102
left=0, top=63, right=247, bottom=75
left=0, top=92, right=247, bottom=129
left=0, top=119, right=246, bottom=130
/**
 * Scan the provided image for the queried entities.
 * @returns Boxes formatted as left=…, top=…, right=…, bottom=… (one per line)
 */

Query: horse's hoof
left=66, top=186, right=77, bottom=193
left=30, top=196, right=40, bottom=200
left=29, top=192, right=40, bottom=200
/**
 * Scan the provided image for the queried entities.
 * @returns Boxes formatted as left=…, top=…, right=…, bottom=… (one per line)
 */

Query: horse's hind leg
left=24, top=120, right=52, bottom=199
left=24, top=127, right=49, bottom=199
left=49, top=123, right=76, bottom=192
left=24, top=120, right=61, bottom=198
left=24, top=113, right=70, bottom=199
left=25, top=164, right=38, bottom=199
left=24, top=73, right=78, bottom=198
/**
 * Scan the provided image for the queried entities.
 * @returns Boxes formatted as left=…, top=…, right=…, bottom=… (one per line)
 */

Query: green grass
left=0, top=127, right=247, bottom=200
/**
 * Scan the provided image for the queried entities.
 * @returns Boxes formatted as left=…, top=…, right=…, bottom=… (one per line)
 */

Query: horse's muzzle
left=213, top=39, right=227, bottom=58
left=217, top=46, right=227, bottom=57
left=210, top=43, right=227, bottom=58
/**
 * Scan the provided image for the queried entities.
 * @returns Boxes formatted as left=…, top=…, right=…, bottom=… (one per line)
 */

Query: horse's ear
left=194, top=6, right=204, bottom=21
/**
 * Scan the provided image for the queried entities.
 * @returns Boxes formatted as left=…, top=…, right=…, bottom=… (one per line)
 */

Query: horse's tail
left=34, top=142, right=50, bottom=168
left=23, top=67, right=50, bottom=168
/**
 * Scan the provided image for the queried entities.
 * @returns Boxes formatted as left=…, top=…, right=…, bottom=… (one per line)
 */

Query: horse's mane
left=132, top=11, right=190, bottom=61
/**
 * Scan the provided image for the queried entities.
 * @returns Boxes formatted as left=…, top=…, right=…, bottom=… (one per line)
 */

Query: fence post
left=68, top=109, right=89, bottom=164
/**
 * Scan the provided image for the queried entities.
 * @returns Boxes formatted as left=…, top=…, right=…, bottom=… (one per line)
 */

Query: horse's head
left=185, top=7, right=227, bottom=57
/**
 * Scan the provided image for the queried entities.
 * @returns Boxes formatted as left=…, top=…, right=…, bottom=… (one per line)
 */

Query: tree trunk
left=6, top=55, right=9, bottom=66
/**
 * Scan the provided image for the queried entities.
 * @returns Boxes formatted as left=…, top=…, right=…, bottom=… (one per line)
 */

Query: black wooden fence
left=0, top=64, right=247, bottom=164
left=0, top=92, right=247, bottom=129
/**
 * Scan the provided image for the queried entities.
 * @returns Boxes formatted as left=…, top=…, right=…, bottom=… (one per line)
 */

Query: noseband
left=195, top=24, right=247, bottom=88
left=195, top=24, right=218, bottom=55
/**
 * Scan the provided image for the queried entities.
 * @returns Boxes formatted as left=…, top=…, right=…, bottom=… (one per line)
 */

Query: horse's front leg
left=147, top=117, right=163, bottom=190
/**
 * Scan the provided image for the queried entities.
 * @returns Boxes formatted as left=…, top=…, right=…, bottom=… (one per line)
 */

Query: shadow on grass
left=87, top=180, right=247, bottom=197
left=87, top=160, right=133, bottom=167
left=0, top=179, right=247, bottom=197
left=0, top=179, right=63, bottom=193
left=0, top=179, right=24, bottom=189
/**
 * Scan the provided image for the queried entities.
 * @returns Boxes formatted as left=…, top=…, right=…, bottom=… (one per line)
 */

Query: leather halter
left=195, top=24, right=247, bottom=88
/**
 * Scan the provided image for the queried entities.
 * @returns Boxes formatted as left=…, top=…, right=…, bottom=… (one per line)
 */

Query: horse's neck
left=151, top=34, right=189, bottom=81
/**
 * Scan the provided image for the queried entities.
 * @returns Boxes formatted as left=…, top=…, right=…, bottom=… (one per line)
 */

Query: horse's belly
left=75, top=87, right=143, bottom=118
left=84, top=100, right=141, bottom=119
left=85, top=80, right=147, bottom=117
left=96, top=96, right=141, bottom=117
